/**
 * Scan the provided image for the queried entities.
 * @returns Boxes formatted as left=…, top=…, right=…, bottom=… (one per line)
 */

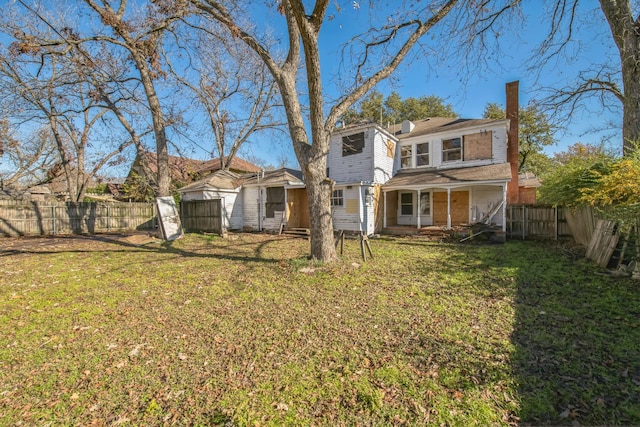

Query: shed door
left=433, top=191, right=469, bottom=226
left=287, top=188, right=309, bottom=228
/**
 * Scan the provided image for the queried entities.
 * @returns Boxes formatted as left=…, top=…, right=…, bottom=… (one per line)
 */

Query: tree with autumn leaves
left=539, top=142, right=640, bottom=219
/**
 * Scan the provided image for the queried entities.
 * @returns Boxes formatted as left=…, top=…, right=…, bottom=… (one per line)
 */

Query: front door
left=433, top=191, right=469, bottom=226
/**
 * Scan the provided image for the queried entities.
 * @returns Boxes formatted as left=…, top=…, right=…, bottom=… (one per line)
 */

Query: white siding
left=241, top=186, right=285, bottom=231
left=328, top=128, right=375, bottom=183
left=393, top=123, right=509, bottom=174
left=470, top=186, right=505, bottom=226
left=331, top=185, right=375, bottom=234
left=242, top=187, right=260, bottom=230
left=372, top=131, right=395, bottom=184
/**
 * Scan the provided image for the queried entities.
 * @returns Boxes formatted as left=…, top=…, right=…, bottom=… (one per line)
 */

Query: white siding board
left=242, top=187, right=260, bottom=230
left=328, top=129, right=375, bottom=183
left=470, top=186, right=505, bottom=226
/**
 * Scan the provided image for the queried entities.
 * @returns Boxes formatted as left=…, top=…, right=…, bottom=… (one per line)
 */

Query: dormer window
left=442, top=137, right=462, bottom=162
left=342, top=132, right=365, bottom=156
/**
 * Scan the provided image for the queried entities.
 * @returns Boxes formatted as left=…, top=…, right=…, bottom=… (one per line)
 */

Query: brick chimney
left=506, top=81, right=519, bottom=205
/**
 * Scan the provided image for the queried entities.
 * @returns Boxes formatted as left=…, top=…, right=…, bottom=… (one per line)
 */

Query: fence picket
left=0, top=200, right=156, bottom=237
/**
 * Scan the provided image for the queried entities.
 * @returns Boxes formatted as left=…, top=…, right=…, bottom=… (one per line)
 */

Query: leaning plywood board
left=586, top=220, right=619, bottom=267
left=156, top=196, right=183, bottom=241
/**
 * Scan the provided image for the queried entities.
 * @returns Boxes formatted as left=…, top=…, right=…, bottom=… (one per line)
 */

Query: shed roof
left=178, top=169, right=243, bottom=193
left=241, top=168, right=304, bottom=187
left=383, top=163, right=512, bottom=189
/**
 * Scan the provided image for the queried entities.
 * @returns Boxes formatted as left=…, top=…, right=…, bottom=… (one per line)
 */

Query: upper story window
left=331, top=189, right=344, bottom=207
left=342, top=132, right=365, bottom=156
left=400, top=142, right=430, bottom=168
left=400, top=145, right=412, bottom=168
left=416, top=142, right=430, bottom=166
left=442, top=137, right=462, bottom=162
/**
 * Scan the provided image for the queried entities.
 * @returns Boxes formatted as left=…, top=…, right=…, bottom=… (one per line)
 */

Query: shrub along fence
left=0, top=200, right=156, bottom=237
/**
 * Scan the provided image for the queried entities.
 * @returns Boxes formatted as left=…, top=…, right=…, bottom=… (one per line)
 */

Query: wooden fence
left=506, top=205, right=572, bottom=240
left=180, top=199, right=222, bottom=234
left=0, top=200, right=156, bottom=237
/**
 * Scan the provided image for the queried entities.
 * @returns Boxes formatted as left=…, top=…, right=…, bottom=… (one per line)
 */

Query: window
left=331, top=189, right=343, bottom=207
left=416, top=142, right=430, bottom=166
left=463, top=131, right=492, bottom=160
left=342, top=132, right=365, bottom=156
left=265, top=187, right=285, bottom=218
left=420, top=192, right=431, bottom=216
left=442, top=137, right=462, bottom=162
left=400, top=192, right=413, bottom=216
left=400, top=145, right=412, bottom=168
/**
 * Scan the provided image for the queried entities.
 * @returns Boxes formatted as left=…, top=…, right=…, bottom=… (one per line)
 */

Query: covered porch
left=381, top=163, right=512, bottom=233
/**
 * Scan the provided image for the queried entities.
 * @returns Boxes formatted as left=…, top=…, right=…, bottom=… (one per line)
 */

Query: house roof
left=241, top=168, right=304, bottom=187
left=518, top=172, right=542, bottom=188
left=133, top=151, right=261, bottom=185
left=388, top=117, right=509, bottom=140
left=383, top=163, right=512, bottom=189
left=178, top=169, right=243, bottom=193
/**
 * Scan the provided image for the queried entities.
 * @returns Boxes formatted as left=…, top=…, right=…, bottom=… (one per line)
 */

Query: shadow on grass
left=0, top=233, right=291, bottom=265
left=477, top=241, right=640, bottom=425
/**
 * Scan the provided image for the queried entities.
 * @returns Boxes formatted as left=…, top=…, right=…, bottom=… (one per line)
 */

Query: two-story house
left=327, top=81, right=520, bottom=235
left=180, top=82, right=520, bottom=235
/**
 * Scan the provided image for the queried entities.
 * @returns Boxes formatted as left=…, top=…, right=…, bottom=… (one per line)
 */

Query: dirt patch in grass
left=1, top=233, right=638, bottom=426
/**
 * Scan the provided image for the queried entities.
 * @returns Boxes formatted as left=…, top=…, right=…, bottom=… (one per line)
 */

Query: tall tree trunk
left=600, top=0, right=640, bottom=155
left=620, top=40, right=640, bottom=155
left=135, top=57, right=171, bottom=197
left=298, top=137, right=337, bottom=262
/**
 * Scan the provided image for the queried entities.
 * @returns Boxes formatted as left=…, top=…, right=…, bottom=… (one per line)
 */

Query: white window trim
left=442, top=137, right=463, bottom=162
left=400, top=144, right=413, bottom=169
left=400, top=141, right=431, bottom=169
left=419, top=191, right=431, bottom=216
left=331, top=189, right=344, bottom=207
left=399, top=191, right=413, bottom=216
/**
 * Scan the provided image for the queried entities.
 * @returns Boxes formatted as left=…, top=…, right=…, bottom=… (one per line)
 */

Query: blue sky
left=0, top=1, right=622, bottom=178
left=237, top=1, right=622, bottom=168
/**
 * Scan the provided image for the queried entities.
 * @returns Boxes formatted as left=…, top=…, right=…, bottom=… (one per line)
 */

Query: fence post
left=52, top=205, right=56, bottom=235
left=107, top=205, right=110, bottom=232
left=521, top=205, right=525, bottom=240
left=555, top=206, right=559, bottom=241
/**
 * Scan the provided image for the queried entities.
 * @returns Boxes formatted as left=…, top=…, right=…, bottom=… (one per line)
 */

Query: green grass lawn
left=1, top=233, right=638, bottom=426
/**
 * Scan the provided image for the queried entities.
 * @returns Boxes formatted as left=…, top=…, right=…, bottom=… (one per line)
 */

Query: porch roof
left=383, top=163, right=512, bottom=190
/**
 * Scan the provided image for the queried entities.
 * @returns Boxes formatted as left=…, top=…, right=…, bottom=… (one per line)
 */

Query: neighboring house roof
left=383, top=163, right=512, bottom=189
left=27, top=184, right=53, bottom=195
left=388, top=117, right=508, bottom=139
left=132, top=151, right=261, bottom=186
left=518, top=172, right=542, bottom=188
left=241, top=168, right=304, bottom=187
left=178, top=169, right=243, bottom=193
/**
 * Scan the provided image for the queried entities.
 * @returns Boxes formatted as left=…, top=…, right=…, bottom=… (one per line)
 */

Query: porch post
left=284, top=187, right=289, bottom=227
left=447, top=188, right=451, bottom=229
left=416, top=189, right=421, bottom=229
left=502, top=184, right=507, bottom=232
left=383, top=191, right=387, bottom=228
